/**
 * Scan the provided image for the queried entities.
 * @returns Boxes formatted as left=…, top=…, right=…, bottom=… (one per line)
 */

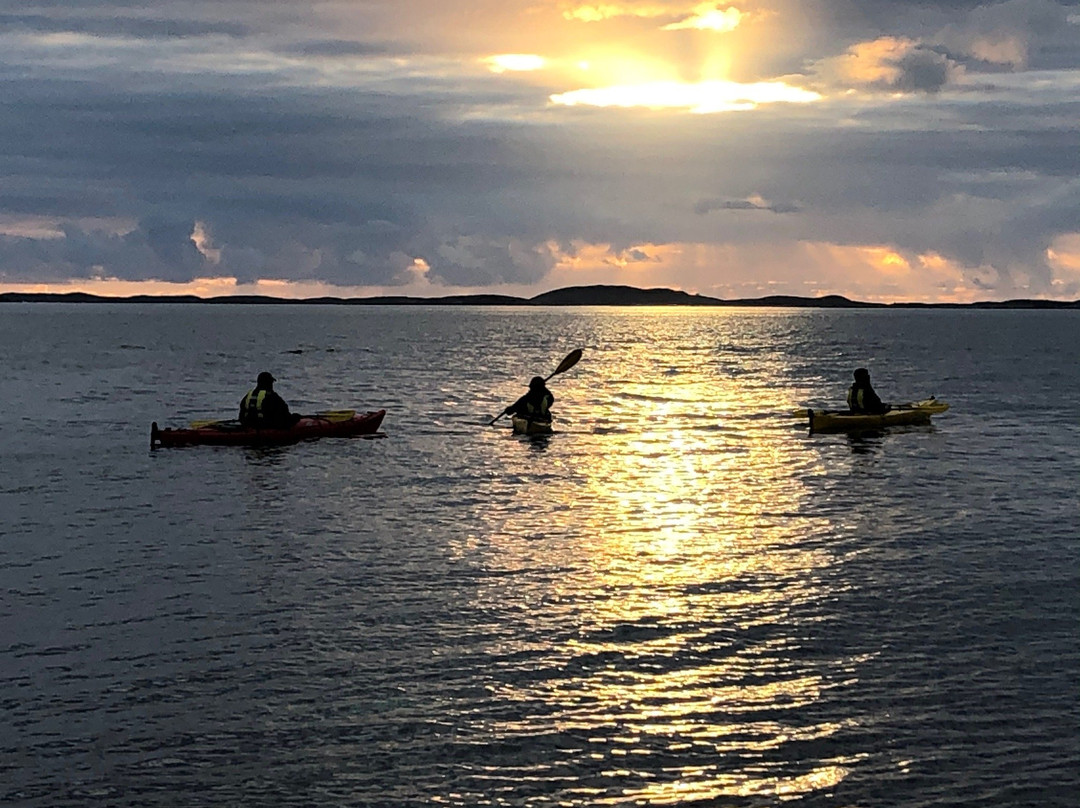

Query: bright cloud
left=191, top=221, right=221, bottom=265
left=550, top=79, right=821, bottom=112
left=562, top=3, right=671, bottom=23
left=1047, top=233, right=1080, bottom=294
left=662, top=4, right=743, bottom=32
left=484, top=54, right=547, bottom=73
left=562, top=1, right=742, bottom=30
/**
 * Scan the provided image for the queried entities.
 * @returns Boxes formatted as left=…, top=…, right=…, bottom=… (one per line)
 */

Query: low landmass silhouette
left=2, top=283, right=1077, bottom=308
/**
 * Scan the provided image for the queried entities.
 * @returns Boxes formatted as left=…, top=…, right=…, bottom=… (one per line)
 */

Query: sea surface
left=1, top=304, right=1077, bottom=807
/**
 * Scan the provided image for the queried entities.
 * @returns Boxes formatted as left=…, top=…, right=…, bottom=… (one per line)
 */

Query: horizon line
left=2, top=284, right=1078, bottom=309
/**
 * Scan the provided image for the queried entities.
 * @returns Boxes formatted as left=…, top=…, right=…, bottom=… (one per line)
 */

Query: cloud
left=0, top=217, right=209, bottom=283
left=427, top=236, right=559, bottom=286
left=282, top=39, right=392, bottom=57
left=484, top=54, right=547, bottom=73
left=694, top=195, right=800, bottom=214
left=0, top=11, right=249, bottom=39
left=625, top=247, right=657, bottom=262
left=560, top=1, right=743, bottom=31
left=813, top=36, right=965, bottom=93
left=560, top=2, right=676, bottom=23
left=934, top=0, right=1074, bottom=68
left=550, top=79, right=821, bottom=111
left=661, top=4, right=743, bottom=32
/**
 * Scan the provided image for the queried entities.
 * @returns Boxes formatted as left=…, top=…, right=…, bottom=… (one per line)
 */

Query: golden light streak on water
left=461, top=318, right=852, bottom=802
left=607, top=762, right=853, bottom=804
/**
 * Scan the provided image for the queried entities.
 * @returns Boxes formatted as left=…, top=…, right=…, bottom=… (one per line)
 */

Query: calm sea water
left=1, top=304, right=1077, bottom=807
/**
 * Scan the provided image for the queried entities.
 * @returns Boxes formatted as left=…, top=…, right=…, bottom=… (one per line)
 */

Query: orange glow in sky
left=0, top=239, right=1041, bottom=304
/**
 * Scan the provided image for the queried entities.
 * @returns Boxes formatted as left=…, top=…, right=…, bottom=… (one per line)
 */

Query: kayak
left=151, top=409, right=386, bottom=448
left=511, top=415, right=553, bottom=435
left=803, top=398, right=949, bottom=433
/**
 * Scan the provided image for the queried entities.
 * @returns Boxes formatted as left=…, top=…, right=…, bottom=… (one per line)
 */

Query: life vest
left=526, top=393, right=552, bottom=418
left=242, top=389, right=268, bottom=423
left=847, top=385, right=863, bottom=411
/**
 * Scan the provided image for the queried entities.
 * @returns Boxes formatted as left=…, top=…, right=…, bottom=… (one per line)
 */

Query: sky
left=1, top=0, right=1079, bottom=302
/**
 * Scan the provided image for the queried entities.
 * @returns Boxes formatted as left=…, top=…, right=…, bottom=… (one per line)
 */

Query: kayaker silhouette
left=239, top=371, right=302, bottom=429
left=847, top=368, right=890, bottom=414
left=502, top=376, right=554, bottom=422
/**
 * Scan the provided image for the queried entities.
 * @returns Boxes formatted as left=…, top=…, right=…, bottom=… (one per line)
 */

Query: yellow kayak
left=802, top=398, right=949, bottom=433
left=511, top=415, right=553, bottom=435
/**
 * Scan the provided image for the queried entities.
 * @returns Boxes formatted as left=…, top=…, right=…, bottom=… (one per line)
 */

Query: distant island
left=2, top=284, right=1078, bottom=309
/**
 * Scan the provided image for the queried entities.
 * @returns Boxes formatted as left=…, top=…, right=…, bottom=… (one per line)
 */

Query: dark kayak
left=151, top=409, right=386, bottom=448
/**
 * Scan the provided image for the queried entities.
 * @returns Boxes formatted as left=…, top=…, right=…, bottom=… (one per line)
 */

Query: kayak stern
left=511, top=415, right=553, bottom=436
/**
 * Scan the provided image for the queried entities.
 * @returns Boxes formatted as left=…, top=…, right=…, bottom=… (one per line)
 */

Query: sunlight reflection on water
left=447, top=316, right=856, bottom=803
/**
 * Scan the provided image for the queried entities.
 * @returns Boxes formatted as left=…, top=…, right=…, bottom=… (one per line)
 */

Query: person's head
left=853, top=367, right=870, bottom=382
left=256, top=371, right=276, bottom=389
left=529, top=376, right=546, bottom=391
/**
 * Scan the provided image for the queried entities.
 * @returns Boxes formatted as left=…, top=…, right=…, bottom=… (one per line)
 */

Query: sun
left=479, top=4, right=821, bottom=114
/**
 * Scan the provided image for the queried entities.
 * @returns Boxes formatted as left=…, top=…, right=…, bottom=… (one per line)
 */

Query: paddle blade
left=547, top=348, right=583, bottom=380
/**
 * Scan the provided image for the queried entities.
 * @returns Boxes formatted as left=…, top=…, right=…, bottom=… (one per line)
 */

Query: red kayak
left=151, top=409, right=386, bottom=448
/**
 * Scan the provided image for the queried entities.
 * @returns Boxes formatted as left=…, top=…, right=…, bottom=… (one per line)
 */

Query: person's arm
left=504, top=394, right=526, bottom=416
left=866, top=387, right=885, bottom=413
left=263, top=392, right=291, bottom=422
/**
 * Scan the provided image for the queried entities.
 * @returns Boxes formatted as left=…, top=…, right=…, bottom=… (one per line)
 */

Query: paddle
left=489, top=348, right=583, bottom=426
left=190, top=409, right=355, bottom=429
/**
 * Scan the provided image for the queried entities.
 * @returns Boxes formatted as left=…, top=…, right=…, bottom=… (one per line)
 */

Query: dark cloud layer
left=0, top=12, right=248, bottom=38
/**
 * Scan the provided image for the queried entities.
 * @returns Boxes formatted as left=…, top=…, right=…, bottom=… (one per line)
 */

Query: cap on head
left=854, top=367, right=870, bottom=381
left=529, top=376, right=545, bottom=390
left=257, top=371, right=276, bottom=386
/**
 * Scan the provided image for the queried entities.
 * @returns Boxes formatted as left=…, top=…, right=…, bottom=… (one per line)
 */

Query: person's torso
left=242, top=389, right=286, bottom=424
left=525, top=390, right=552, bottom=417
